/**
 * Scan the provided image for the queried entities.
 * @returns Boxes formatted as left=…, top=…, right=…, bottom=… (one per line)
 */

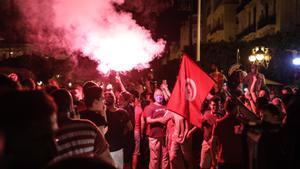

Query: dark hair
left=82, top=81, right=98, bottom=97
left=209, top=96, right=221, bottom=104
left=261, top=104, right=282, bottom=118
left=21, top=78, right=36, bottom=90
left=84, top=87, right=103, bottom=108
left=130, top=90, right=140, bottom=99
left=120, top=91, right=132, bottom=102
left=0, top=90, right=57, bottom=131
left=0, top=90, right=57, bottom=169
left=256, top=97, right=269, bottom=111
left=51, top=89, right=73, bottom=115
left=224, top=99, right=237, bottom=113
left=0, top=74, right=20, bottom=94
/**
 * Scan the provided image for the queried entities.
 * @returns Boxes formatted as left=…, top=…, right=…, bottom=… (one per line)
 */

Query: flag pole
left=196, top=0, right=201, bottom=62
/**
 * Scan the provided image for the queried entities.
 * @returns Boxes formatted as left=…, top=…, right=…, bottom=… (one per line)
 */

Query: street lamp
left=248, top=46, right=271, bottom=68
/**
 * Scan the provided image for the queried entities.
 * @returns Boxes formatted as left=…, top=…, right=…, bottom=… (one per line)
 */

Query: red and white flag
left=167, top=55, right=215, bottom=128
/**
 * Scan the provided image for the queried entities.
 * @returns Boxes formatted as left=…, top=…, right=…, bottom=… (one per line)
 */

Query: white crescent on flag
left=185, top=78, right=197, bottom=101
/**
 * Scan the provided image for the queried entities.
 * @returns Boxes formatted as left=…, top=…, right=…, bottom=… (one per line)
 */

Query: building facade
left=179, top=0, right=300, bottom=44
left=206, top=0, right=239, bottom=42
left=237, top=0, right=300, bottom=41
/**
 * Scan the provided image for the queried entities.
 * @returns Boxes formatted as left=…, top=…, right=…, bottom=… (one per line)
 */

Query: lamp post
left=248, top=46, right=271, bottom=68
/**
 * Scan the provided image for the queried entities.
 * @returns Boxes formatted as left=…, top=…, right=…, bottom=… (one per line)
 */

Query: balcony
left=209, top=24, right=224, bottom=34
left=214, top=0, right=223, bottom=11
left=236, top=0, right=252, bottom=13
left=257, top=15, right=276, bottom=29
left=236, top=24, right=256, bottom=39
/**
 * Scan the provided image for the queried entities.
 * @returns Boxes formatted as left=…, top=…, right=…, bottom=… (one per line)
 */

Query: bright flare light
left=83, top=30, right=165, bottom=73
left=17, top=0, right=166, bottom=74
left=293, top=58, right=300, bottom=65
left=54, top=0, right=166, bottom=73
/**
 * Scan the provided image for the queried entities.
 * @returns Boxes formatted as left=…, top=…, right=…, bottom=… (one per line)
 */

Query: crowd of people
left=0, top=63, right=299, bottom=169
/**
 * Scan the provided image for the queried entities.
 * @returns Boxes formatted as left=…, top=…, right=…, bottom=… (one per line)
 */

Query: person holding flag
left=167, top=54, right=215, bottom=169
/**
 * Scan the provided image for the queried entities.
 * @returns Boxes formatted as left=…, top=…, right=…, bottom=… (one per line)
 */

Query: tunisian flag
left=167, top=55, right=215, bottom=128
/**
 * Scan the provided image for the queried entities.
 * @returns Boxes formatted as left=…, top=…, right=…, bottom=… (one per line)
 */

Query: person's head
left=118, top=91, right=132, bottom=108
left=70, top=84, right=83, bottom=101
left=105, top=83, right=113, bottom=93
left=131, top=90, right=140, bottom=105
left=261, top=104, right=282, bottom=124
left=82, top=81, right=98, bottom=98
left=271, top=97, right=285, bottom=113
left=84, top=87, right=105, bottom=112
left=281, top=87, right=293, bottom=106
left=224, top=99, right=238, bottom=115
left=0, top=74, right=20, bottom=94
left=211, top=63, right=218, bottom=72
left=21, top=78, right=36, bottom=90
left=153, top=89, right=164, bottom=104
left=0, top=91, right=57, bottom=169
left=135, top=83, right=144, bottom=95
left=104, top=91, right=116, bottom=108
left=256, top=96, right=269, bottom=116
left=51, top=89, right=74, bottom=122
left=281, top=86, right=293, bottom=95
left=250, top=64, right=258, bottom=73
left=7, top=72, right=19, bottom=82
left=209, top=97, right=221, bottom=113
left=258, top=88, right=269, bottom=100
left=269, top=90, right=276, bottom=100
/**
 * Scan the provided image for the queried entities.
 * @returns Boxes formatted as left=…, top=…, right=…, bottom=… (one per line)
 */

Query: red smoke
left=16, top=0, right=165, bottom=73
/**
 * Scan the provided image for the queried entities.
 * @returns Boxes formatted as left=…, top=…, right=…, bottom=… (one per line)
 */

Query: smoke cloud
left=15, top=0, right=165, bottom=73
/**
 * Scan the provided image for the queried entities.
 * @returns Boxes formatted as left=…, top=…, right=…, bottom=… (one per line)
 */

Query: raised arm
left=115, top=74, right=127, bottom=92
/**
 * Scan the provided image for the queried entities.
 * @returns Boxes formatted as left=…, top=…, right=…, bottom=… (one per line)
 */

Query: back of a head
left=83, top=81, right=98, bottom=97
left=256, top=96, right=269, bottom=110
left=224, top=99, right=237, bottom=114
left=209, top=96, right=221, bottom=104
left=51, top=89, right=74, bottom=115
left=84, top=87, right=103, bottom=108
left=46, top=156, right=116, bottom=169
left=0, top=90, right=57, bottom=169
left=120, top=91, right=132, bottom=102
left=261, top=104, right=282, bottom=123
left=0, top=74, right=20, bottom=94
left=130, top=90, right=140, bottom=100
left=21, top=78, right=36, bottom=90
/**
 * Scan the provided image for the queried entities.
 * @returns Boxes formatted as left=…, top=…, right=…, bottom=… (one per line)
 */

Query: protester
left=0, top=91, right=57, bottom=169
left=80, top=86, right=108, bottom=134
left=131, top=90, right=144, bottom=169
left=244, top=64, right=265, bottom=93
left=51, top=89, right=115, bottom=166
left=144, top=89, right=172, bottom=169
left=105, top=91, right=133, bottom=169
left=118, top=91, right=135, bottom=169
left=169, top=112, right=194, bottom=169
left=257, top=104, right=284, bottom=169
left=211, top=99, right=244, bottom=169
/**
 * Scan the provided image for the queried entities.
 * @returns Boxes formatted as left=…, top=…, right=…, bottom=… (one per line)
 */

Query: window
left=273, top=0, right=276, bottom=16
left=265, top=3, right=269, bottom=17
left=253, top=6, right=256, bottom=27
